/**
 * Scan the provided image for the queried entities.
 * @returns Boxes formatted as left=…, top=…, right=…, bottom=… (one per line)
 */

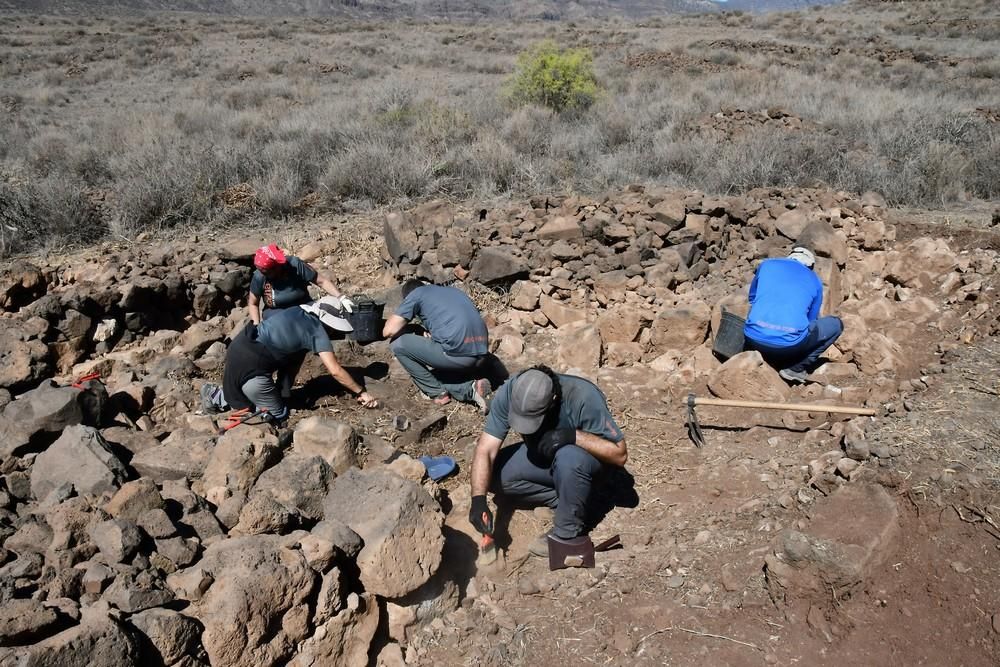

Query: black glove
left=535, top=428, right=577, bottom=463
left=470, top=495, right=494, bottom=536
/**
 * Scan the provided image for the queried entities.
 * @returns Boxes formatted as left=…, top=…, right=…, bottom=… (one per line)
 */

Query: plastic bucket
left=346, top=295, right=385, bottom=343
left=712, top=309, right=746, bottom=360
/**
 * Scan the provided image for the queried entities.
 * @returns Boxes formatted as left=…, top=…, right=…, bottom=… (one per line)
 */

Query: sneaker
left=199, top=383, right=224, bottom=414
left=472, top=379, right=491, bottom=415
left=779, top=368, right=809, bottom=384
left=432, top=393, right=452, bottom=406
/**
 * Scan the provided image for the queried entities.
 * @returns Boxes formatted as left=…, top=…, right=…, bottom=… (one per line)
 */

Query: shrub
left=505, top=40, right=600, bottom=113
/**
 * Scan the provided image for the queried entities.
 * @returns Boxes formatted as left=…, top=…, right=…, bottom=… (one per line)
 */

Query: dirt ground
left=212, top=209, right=1000, bottom=666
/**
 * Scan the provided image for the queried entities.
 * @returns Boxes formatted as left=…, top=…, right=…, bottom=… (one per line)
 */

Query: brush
left=476, top=512, right=497, bottom=566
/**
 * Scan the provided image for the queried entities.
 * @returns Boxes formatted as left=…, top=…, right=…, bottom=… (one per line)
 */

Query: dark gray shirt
left=256, top=307, right=332, bottom=359
left=395, top=285, right=489, bottom=357
left=249, top=256, right=317, bottom=310
left=485, top=372, right=624, bottom=443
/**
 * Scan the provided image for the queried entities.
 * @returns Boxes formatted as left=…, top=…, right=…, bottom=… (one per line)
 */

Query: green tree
left=506, top=40, right=600, bottom=113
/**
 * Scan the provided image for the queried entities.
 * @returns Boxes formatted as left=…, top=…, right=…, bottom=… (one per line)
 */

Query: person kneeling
left=383, top=279, right=493, bottom=413
left=202, top=296, right=378, bottom=424
left=467, top=365, right=627, bottom=558
left=743, top=246, right=843, bottom=384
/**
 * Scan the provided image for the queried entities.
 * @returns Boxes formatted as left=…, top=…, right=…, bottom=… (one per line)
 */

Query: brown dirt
left=387, top=334, right=1000, bottom=667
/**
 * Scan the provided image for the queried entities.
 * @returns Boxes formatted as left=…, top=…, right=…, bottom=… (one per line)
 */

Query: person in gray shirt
left=382, top=279, right=492, bottom=412
left=203, top=296, right=378, bottom=424
left=467, top=365, right=628, bottom=558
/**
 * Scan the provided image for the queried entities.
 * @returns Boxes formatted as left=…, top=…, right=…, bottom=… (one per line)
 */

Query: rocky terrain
left=1, top=183, right=999, bottom=665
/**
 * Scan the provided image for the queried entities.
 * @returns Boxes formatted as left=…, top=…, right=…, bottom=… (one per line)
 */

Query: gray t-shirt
left=249, top=256, right=317, bottom=310
left=395, top=285, right=489, bottom=357
left=256, top=307, right=332, bottom=359
left=485, top=372, right=624, bottom=443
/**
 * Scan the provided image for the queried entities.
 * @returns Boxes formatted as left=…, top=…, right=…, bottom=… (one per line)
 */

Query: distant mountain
left=0, top=0, right=844, bottom=18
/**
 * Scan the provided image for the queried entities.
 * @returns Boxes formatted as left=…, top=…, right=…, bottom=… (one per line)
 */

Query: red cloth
left=253, top=244, right=287, bottom=270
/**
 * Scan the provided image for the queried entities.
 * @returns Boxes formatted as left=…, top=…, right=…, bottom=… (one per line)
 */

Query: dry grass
left=0, top=0, right=998, bottom=256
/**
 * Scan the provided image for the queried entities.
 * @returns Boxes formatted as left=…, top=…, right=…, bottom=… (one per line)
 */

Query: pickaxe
left=684, top=393, right=878, bottom=448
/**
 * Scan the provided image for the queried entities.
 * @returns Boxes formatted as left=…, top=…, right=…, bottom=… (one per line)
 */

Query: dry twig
left=637, top=626, right=762, bottom=651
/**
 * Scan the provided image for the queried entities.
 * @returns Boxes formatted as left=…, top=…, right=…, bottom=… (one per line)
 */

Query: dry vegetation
left=0, top=0, right=998, bottom=256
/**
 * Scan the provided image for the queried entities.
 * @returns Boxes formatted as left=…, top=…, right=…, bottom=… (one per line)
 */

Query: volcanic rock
left=324, top=468, right=444, bottom=598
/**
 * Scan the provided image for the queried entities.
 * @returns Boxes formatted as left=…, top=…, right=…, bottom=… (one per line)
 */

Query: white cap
left=300, top=296, right=354, bottom=332
left=788, top=247, right=816, bottom=268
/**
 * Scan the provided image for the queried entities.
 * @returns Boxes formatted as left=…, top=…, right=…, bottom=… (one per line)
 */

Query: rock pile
left=687, top=107, right=818, bottom=139
left=0, top=182, right=996, bottom=664
left=0, top=242, right=461, bottom=664
left=383, top=186, right=996, bottom=407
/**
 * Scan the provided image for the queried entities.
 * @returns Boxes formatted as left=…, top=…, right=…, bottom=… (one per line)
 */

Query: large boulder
left=89, top=519, right=143, bottom=564
left=288, top=593, right=379, bottom=667
left=250, top=454, right=333, bottom=524
left=0, top=260, right=47, bottom=312
left=9, top=606, right=142, bottom=666
left=508, top=280, right=542, bottom=311
left=470, top=247, right=529, bottom=286
left=127, top=608, right=202, bottom=666
left=556, top=321, right=601, bottom=370
left=292, top=417, right=358, bottom=474
left=0, top=598, right=61, bottom=646
left=536, top=216, right=583, bottom=241
left=596, top=305, right=644, bottom=345
left=30, top=426, right=128, bottom=500
left=649, top=302, right=712, bottom=352
left=708, top=351, right=789, bottom=402
left=796, top=219, right=848, bottom=266
left=324, top=468, right=444, bottom=598
left=177, top=535, right=317, bottom=667
left=384, top=212, right=421, bottom=265
left=198, top=427, right=281, bottom=508
left=539, top=294, right=587, bottom=328
left=130, top=432, right=215, bottom=482
left=103, top=478, right=165, bottom=522
left=0, top=381, right=85, bottom=458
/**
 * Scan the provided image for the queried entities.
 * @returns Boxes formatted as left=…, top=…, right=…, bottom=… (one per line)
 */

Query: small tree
left=506, top=40, right=599, bottom=113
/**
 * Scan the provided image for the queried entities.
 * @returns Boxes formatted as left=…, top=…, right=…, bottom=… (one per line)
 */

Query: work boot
left=528, top=530, right=552, bottom=559
left=779, top=368, right=809, bottom=384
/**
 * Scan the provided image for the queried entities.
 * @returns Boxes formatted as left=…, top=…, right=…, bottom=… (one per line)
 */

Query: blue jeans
left=490, top=442, right=606, bottom=539
left=746, top=316, right=843, bottom=373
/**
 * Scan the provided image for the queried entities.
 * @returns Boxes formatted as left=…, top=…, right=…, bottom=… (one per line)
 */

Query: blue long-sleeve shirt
left=744, top=258, right=823, bottom=347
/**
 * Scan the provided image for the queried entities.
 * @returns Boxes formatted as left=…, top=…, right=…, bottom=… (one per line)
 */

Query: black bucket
left=712, top=309, right=746, bottom=360
left=346, top=295, right=385, bottom=343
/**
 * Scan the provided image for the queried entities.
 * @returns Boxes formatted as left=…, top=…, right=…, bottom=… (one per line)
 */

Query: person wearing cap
left=743, top=246, right=843, bottom=383
left=248, top=244, right=355, bottom=325
left=382, top=279, right=492, bottom=412
left=467, top=365, right=627, bottom=558
left=203, top=295, right=378, bottom=423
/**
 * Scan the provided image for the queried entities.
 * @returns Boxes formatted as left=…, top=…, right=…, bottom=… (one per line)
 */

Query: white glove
left=339, top=296, right=356, bottom=313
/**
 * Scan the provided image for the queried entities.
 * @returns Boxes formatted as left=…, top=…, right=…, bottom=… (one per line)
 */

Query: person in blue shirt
left=382, top=279, right=493, bottom=412
left=202, top=296, right=378, bottom=424
left=743, top=246, right=843, bottom=383
left=468, top=366, right=627, bottom=558
left=247, top=244, right=356, bottom=399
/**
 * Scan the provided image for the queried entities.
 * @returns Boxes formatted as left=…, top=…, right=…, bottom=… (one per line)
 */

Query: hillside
left=0, top=0, right=843, bottom=18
